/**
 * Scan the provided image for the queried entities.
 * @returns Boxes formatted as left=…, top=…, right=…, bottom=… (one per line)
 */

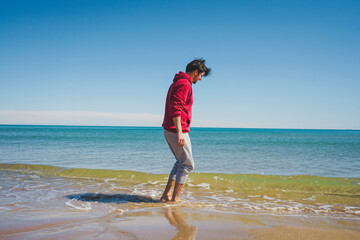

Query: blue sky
left=1, top=0, right=359, bottom=129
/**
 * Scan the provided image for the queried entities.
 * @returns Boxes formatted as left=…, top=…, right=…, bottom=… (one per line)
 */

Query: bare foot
left=160, top=196, right=172, bottom=202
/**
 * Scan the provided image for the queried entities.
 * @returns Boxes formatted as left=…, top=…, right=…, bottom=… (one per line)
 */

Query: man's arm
left=172, top=116, right=185, bottom=147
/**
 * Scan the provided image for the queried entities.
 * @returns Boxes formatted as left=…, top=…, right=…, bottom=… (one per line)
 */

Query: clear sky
left=1, top=0, right=359, bottom=129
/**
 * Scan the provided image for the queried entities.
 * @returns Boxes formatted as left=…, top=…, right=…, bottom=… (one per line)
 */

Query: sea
left=1, top=125, right=359, bottom=177
left=0, top=125, right=359, bottom=221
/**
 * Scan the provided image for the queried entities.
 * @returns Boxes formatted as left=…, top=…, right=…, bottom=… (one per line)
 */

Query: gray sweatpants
left=164, top=130, right=194, bottom=184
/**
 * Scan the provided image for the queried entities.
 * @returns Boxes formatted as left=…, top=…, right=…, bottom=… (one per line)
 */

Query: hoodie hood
left=173, top=71, right=192, bottom=84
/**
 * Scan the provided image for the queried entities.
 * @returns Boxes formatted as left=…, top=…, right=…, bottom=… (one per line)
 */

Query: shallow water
left=1, top=164, right=359, bottom=218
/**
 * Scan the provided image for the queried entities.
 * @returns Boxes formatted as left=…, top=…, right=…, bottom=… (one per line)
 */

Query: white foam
left=195, top=183, right=211, bottom=189
left=268, top=206, right=286, bottom=211
left=344, top=206, right=360, bottom=214
left=104, top=177, right=118, bottom=182
left=24, top=184, right=49, bottom=190
left=132, top=188, right=160, bottom=198
left=263, top=195, right=275, bottom=200
left=29, top=174, right=40, bottom=179
left=65, top=199, right=92, bottom=211
left=134, top=183, right=147, bottom=187
left=319, top=205, right=333, bottom=209
left=287, top=206, right=301, bottom=212
left=147, top=180, right=162, bottom=185
left=344, top=206, right=358, bottom=210
left=213, top=176, right=224, bottom=181
left=206, top=195, right=240, bottom=205
left=302, top=196, right=316, bottom=201
left=115, top=208, right=125, bottom=214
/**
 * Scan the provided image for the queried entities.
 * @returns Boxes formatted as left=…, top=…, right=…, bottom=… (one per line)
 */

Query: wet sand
left=1, top=205, right=360, bottom=240
left=252, top=226, right=360, bottom=240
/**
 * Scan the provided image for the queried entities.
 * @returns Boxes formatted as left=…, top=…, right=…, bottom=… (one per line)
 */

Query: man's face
left=191, top=70, right=205, bottom=84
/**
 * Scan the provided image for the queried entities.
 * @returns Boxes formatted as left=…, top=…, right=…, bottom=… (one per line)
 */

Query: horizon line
left=1, top=124, right=359, bottom=131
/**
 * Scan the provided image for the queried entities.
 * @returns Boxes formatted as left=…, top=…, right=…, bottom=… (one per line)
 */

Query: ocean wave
left=1, top=163, right=359, bottom=196
left=1, top=163, right=359, bottom=217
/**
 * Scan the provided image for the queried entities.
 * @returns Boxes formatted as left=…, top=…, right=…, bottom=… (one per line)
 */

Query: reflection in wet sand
left=164, top=206, right=197, bottom=240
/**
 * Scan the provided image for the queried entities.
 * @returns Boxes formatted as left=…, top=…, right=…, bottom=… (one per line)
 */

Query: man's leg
left=160, top=178, right=175, bottom=202
left=163, top=130, right=194, bottom=202
left=171, top=182, right=184, bottom=202
left=171, top=133, right=194, bottom=202
left=160, top=155, right=179, bottom=202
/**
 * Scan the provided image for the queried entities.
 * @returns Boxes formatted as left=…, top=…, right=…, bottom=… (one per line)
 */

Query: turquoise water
left=0, top=125, right=359, bottom=178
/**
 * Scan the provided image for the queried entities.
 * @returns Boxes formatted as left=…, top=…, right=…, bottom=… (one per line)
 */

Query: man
left=160, top=59, right=211, bottom=202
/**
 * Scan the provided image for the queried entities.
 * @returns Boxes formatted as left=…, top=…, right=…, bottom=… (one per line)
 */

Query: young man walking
left=160, top=59, right=211, bottom=202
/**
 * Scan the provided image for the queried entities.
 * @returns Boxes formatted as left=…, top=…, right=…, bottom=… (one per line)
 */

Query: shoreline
left=1, top=163, right=359, bottom=218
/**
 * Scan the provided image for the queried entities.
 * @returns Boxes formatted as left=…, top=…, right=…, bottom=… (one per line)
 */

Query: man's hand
left=172, top=116, right=185, bottom=147
left=177, top=132, right=185, bottom=147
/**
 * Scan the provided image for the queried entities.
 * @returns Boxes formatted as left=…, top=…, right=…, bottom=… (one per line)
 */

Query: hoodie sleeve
left=169, top=81, right=191, bottom=118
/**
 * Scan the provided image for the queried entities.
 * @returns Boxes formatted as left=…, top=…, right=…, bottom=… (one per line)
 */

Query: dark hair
left=186, top=58, right=211, bottom=77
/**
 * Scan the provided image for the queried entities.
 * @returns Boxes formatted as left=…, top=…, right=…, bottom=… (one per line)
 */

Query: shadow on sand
left=66, top=193, right=159, bottom=204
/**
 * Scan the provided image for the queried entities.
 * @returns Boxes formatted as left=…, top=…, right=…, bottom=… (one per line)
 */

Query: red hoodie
left=162, top=71, right=193, bottom=133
